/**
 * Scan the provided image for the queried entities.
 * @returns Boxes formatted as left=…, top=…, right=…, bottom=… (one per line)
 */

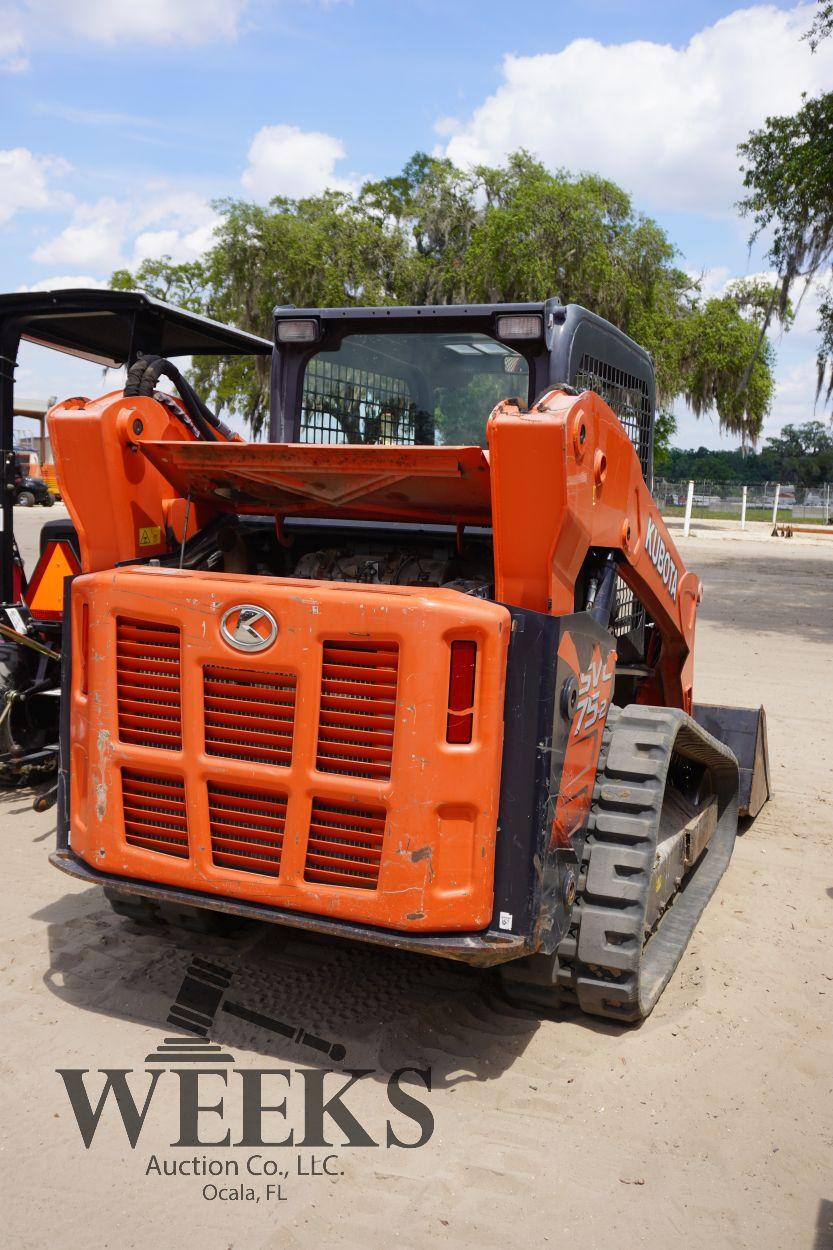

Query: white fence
left=653, top=479, right=832, bottom=526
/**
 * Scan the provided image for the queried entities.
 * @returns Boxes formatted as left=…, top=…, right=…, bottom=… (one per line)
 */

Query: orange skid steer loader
left=48, top=300, right=769, bottom=1022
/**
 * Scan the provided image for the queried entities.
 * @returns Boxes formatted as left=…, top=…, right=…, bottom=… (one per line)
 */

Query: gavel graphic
left=167, top=956, right=347, bottom=1064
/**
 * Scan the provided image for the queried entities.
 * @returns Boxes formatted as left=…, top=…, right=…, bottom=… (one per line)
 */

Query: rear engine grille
left=121, top=770, right=188, bottom=857
left=316, top=641, right=399, bottom=779
left=207, top=783, right=287, bottom=876
left=116, top=618, right=182, bottom=750
left=304, top=797, right=386, bottom=889
left=203, top=666, right=297, bottom=767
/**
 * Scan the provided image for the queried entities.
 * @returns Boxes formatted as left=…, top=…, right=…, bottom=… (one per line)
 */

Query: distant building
left=13, top=395, right=56, bottom=464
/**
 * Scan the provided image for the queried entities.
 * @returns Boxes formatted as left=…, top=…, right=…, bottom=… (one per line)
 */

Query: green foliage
left=678, top=296, right=774, bottom=447
left=112, top=151, right=777, bottom=441
left=662, top=421, right=833, bottom=489
left=115, top=193, right=414, bottom=435
left=770, top=419, right=833, bottom=455
left=725, top=275, right=794, bottom=330
left=111, top=258, right=207, bottom=311
left=818, top=289, right=833, bottom=403
left=738, top=90, right=833, bottom=406
left=804, top=1, right=833, bottom=51
left=738, top=93, right=833, bottom=302
left=653, top=410, right=678, bottom=468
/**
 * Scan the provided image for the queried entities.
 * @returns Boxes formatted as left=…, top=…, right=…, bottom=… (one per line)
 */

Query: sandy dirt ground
left=13, top=499, right=72, bottom=578
left=2, top=513, right=832, bottom=1250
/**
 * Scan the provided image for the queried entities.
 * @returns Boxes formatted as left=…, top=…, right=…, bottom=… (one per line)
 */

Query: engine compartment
left=168, top=515, right=496, bottom=599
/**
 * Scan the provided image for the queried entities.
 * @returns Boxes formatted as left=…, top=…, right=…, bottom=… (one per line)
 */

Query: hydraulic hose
left=124, top=355, right=236, bottom=442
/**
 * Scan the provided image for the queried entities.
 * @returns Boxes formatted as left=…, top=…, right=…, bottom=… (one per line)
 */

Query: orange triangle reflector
left=25, top=540, right=81, bottom=620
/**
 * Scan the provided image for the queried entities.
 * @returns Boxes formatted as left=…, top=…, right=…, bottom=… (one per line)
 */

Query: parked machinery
left=45, top=298, right=769, bottom=1020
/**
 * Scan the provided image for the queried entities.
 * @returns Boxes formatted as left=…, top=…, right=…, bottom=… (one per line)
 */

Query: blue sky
left=2, top=0, right=832, bottom=448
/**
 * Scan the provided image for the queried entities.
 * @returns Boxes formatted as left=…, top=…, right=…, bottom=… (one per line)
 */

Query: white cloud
left=128, top=193, right=220, bottom=266
left=0, top=0, right=249, bottom=69
left=130, top=224, right=211, bottom=266
left=17, top=274, right=108, bottom=291
left=686, top=266, right=732, bottom=299
left=24, top=0, right=249, bottom=45
left=768, top=356, right=818, bottom=429
left=433, top=116, right=460, bottom=139
left=0, top=5, right=27, bottom=71
left=33, top=191, right=219, bottom=272
left=242, top=124, right=354, bottom=200
left=0, top=147, right=68, bottom=224
left=26, top=120, right=352, bottom=280
left=746, top=350, right=826, bottom=445
left=33, top=197, right=130, bottom=270
left=441, top=4, right=833, bottom=216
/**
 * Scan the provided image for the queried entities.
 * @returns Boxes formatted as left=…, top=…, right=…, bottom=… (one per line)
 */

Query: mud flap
left=693, top=703, right=770, bottom=818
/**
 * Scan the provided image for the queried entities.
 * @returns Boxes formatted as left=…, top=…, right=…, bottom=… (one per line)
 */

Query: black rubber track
left=104, top=888, right=247, bottom=936
left=501, top=704, right=740, bottom=1023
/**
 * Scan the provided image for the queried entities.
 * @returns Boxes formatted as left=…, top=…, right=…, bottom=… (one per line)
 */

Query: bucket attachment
left=692, top=703, right=770, bottom=818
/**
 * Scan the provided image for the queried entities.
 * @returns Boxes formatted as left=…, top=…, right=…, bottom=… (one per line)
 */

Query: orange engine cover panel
left=68, top=568, right=510, bottom=932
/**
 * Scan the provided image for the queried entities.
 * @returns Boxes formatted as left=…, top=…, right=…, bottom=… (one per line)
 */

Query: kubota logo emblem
left=645, top=515, right=679, bottom=603
left=220, top=604, right=278, bottom=653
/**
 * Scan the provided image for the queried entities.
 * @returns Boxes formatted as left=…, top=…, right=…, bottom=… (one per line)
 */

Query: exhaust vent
left=304, top=797, right=386, bottom=889
left=203, top=665, right=296, bottom=767
left=121, top=770, right=188, bottom=857
left=316, top=641, right=398, bottom=779
left=207, top=782, right=287, bottom=876
left=116, top=618, right=182, bottom=750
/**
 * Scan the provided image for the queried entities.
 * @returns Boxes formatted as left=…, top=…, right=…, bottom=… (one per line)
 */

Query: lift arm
left=487, top=387, right=700, bottom=712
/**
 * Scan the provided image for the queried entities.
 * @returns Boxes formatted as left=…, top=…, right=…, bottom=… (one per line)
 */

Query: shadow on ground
left=34, top=883, right=557, bottom=1087
left=815, top=1199, right=833, bottom=1250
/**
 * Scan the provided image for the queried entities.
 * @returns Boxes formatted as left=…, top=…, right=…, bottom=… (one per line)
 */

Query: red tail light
left=446, top=640, right=477, bottom=744
left=80, top=601, right=89, bottom=696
